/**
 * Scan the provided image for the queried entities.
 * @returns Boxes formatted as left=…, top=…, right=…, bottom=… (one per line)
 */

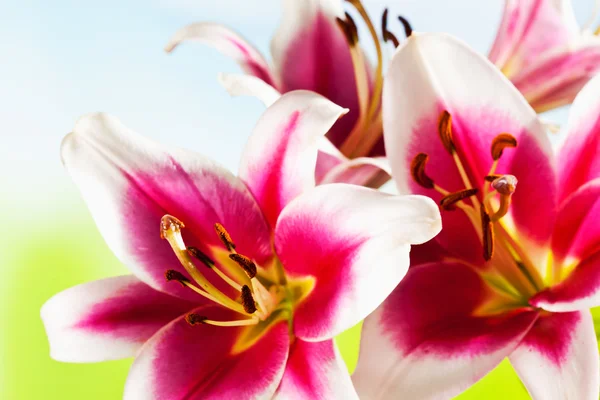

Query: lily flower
left=41, top=91, right=441, bottom=399
left=489, top=0, right=600, bottom=112
left=164, top=0, right=411, bottom=187
left=353, top=33, right=600, bottom=400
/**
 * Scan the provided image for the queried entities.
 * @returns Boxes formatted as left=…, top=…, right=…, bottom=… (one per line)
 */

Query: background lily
left=353, top=33, right=600, bottom=400
left=489, top=0, right=600, bottom=113
left=41, top=91, right=442, bottom=399
left=164, top=0, right=411, bottom=188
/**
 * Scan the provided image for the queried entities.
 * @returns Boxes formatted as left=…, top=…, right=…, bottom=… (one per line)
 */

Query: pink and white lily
left=353, top=33, right=600, bottom=400
left=164, top=0, right=411, bottom=187
left=41, top=91, right=441, bottom=399
left=489, top=0, right=600, bottom=112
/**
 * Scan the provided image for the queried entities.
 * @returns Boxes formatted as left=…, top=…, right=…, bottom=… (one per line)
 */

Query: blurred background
left=1, top=0, right=598, bottom=398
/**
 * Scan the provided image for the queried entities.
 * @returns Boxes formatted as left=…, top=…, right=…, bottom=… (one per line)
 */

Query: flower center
left=160, top=216, right=313, bottom=347
left=335, top=0, right=412, bottom=159
left=410, top=110, right=546, bottom=307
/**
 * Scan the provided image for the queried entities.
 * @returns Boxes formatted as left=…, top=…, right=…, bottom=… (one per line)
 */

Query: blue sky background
left=4, top=0, right=596, bottom=216
left=5, top=0, right=579, bottom=212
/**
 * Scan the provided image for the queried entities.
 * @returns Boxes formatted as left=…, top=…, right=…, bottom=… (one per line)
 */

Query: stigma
left=160, top=216, right=283, bottom=327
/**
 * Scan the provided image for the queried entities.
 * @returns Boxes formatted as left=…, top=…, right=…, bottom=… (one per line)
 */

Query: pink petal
left=316, top=140, right=391, bottom=187
left=556, top=73, right=600, bottom=202
left=270, top=0, right=369, bottom=149
left=274, top=339, right=357, bottom=400
left=40, top=275, right=195, bottom=362
left=531, top=251, right=600, bottom=312
left=511, top=38, right=600, bottom=112
left=383, top=33, right=556, bottom=266
left=552, top=178, right=600, bottom=264
left=124, top=306, right=290, bottom=400
left=488, top=0, right=580, bottom=77
left=218, top=72, right=282, bottom=107
left=352, top=262, right=538, bottom=400
left=275, top=184, right=441, bottom=341
left=509, top=311, right=599, bottom=400
left=239, top=91, right=347, bottom=228
left=165, top=22, right=278, bottom=87
left=61, top=113, right=273, bottom=301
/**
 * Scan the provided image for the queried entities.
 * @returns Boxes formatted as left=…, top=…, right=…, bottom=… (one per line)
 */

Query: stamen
left=485, top=174, right=503, bottom=182
left=440, top=188, right=478, bottom=210
left=347, top=0, right=384, bottom=124
left=381, top=9, right=400, bottom=47
left=336, top=12, right=359, bottom=46
left=491, top=133, right=517, bottom=161
left=438, top=110, right=455, bottom=154
left=186, top=246, right=214, bottom=267
left=165, top=269, right=189, bottom=286
left=229, top=253, right=258, bottom=278
left=397, top=15, right=413, bottom=37
left=161, top=215, right=248, bottom=315
left=214, top=223, right=236, bottom=251
left=410, top=153, right=435, bottom=189
left=481, top=207, right=494, bottom=261
left=596, top=25, right=600, bottom=35
left=185, top=313, right=207, bottom=325
left=240, top=285, right=258, bottom=314
left=188, top=246, right=243, bottom=292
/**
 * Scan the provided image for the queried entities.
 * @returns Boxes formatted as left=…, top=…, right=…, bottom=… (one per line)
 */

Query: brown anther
left=438, top=111, right=455, bottom=154
left=397, top=15, right=413, bottom=37
left=336, top=12, right=359, bottom=46
left=185, top=313, right=207, bottom=326
left=187, top=246, right=214, bottom=268
left=165, top=269, right=189, bottom=286
left=481, top=207, right=494, bottom=261
left=491, top=175, right=518, bottom=195
left=491, top=133, right=517, bottom=161
left=410, top=153, right=434, bottom=189
left=485, top=174, right=503, bottom=182
left=440, top=188, right=478, bottom=211
left=214, top=223, right=236, bottom=251
left=381, top=9, right=400, bottom=47
left=160, top=215, right=185, bottom=239
left=229, top=254, right=257, bottom=278
left=240, top=285, right=257, bottom=314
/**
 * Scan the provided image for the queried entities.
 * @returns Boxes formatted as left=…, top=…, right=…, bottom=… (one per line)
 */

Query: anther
left=187, top=246, right=214, bottom=268
left=165, top=269, right=189, bottom=286
left=381, top=9, right=400, bottom=47
left=491, top=175, right=518, bottom=196
left=491, top=133, right=517, bottom=161
left=214, top=223, right=236, bottom=251
left=397, top=15, right=413, bottom=37
left=185, top=313, right=207, bottom=326
left=240, top=285, right=257, bottom=314
left=438, top=111, right=456, bottom=154
left=336, top=12, right=359, bottom=46
left=160, top=215, right=185, bottom=239
left=440, top=188, right=478, bottom=210
left=410, top=153, right=435, bottom=189
left=229, top=254, right=257, bottom=278
left=485, top=174, right=503, bottom=182
left=481, top=207, right=494, bottom=261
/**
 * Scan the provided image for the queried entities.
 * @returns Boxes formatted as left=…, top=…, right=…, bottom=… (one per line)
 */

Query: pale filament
left=203, top=318, right=259, bottom=327
left=339, top=0, right=386, bottom=158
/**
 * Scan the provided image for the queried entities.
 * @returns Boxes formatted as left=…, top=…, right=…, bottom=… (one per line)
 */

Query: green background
left=2, top=196, right=549, bottom=399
